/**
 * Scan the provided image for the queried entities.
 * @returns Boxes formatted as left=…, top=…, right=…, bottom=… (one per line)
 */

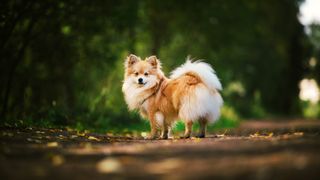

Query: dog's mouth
left=138, top=82, right=147, bottom=86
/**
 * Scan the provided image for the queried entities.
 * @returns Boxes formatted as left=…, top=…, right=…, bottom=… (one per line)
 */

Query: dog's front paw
left=145, top=134, right=157, bottom=140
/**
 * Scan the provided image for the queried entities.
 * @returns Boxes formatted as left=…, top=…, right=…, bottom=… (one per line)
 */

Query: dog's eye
left=144, top=72, right=148, bottom=76
left=135, top=72, right=139, bottom=76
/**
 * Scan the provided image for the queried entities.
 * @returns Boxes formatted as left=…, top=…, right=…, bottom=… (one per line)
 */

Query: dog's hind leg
left=197, top=118, right=208, bottom=138
left=168, top=126, right=173, bottom=139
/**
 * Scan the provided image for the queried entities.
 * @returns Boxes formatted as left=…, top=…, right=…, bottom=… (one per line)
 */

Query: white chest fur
left=122, top=80, right=154, bottom=111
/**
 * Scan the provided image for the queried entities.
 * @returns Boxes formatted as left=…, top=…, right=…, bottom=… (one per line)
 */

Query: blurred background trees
left=0, top=0, right=318, bottom=131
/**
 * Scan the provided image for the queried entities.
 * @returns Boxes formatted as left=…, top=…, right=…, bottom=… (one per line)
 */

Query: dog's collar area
left=139, top=78, right=164, bottom=106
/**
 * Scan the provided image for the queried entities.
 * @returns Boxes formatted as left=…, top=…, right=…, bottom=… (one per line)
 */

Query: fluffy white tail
left=170, top=58, right=222, bottom=91
left=170, top=58, right=223, bottom=123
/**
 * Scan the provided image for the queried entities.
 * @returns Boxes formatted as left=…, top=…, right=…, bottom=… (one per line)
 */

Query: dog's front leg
left=147, top=112, right=158, bottom=140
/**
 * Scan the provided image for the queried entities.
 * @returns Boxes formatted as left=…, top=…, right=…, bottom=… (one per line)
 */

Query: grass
left=1, top=116, right=239, bottom=137
left=1, top=105, right=240, bottom=136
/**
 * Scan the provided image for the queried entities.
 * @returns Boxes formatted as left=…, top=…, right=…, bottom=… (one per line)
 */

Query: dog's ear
left=126, top=54, right=139, bottom=67
left=146, top=55, right=159, bottom=69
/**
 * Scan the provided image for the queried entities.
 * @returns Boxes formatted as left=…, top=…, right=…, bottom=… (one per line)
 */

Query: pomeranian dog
left=122, top=54, right=223, bottom=139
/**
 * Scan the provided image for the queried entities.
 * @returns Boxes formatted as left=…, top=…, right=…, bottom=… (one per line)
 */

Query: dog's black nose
left=138, top=78, right=143, bottom=84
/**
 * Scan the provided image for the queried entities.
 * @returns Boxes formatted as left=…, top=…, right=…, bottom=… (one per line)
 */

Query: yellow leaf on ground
left=47, top=142, right=58, bottom=147
left=88, top=136, right=101, bottom=141
left=77, top=132, right=86, bottom=136
left=293, top=132, right=304, bottom=136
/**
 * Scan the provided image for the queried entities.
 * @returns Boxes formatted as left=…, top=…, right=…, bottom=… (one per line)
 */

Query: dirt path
left=1, top=120, right=320, bottom=179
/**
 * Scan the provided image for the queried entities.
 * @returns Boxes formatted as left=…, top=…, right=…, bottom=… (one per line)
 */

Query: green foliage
left=301, top=101, right=320, bottom=118
left=309, top=24, right=320, bottom=86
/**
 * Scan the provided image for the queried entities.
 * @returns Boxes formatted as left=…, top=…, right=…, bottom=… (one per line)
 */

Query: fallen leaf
left=293, top=132, right=304, bottom=136
left=47, top=142, right=58, bottom=147
left=77, top=132, right=86, bottom=136
left=88, top=136, right=101, bottom=141
left=250, top=132, right=272, bottom=138
left=250, top=132, right=260, bottom=137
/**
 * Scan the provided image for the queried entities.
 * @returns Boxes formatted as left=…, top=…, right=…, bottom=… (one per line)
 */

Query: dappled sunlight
left=146, top=158, right=183, bottom=174
left=299, top=0, right=320, bottom=26
left=299, top=79, right=320, bottom=103
left=96, top=158, right=123, bottom=174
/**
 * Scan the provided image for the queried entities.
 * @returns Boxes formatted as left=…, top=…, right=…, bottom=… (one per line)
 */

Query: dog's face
left=124, top=54, right=162, bottom=88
